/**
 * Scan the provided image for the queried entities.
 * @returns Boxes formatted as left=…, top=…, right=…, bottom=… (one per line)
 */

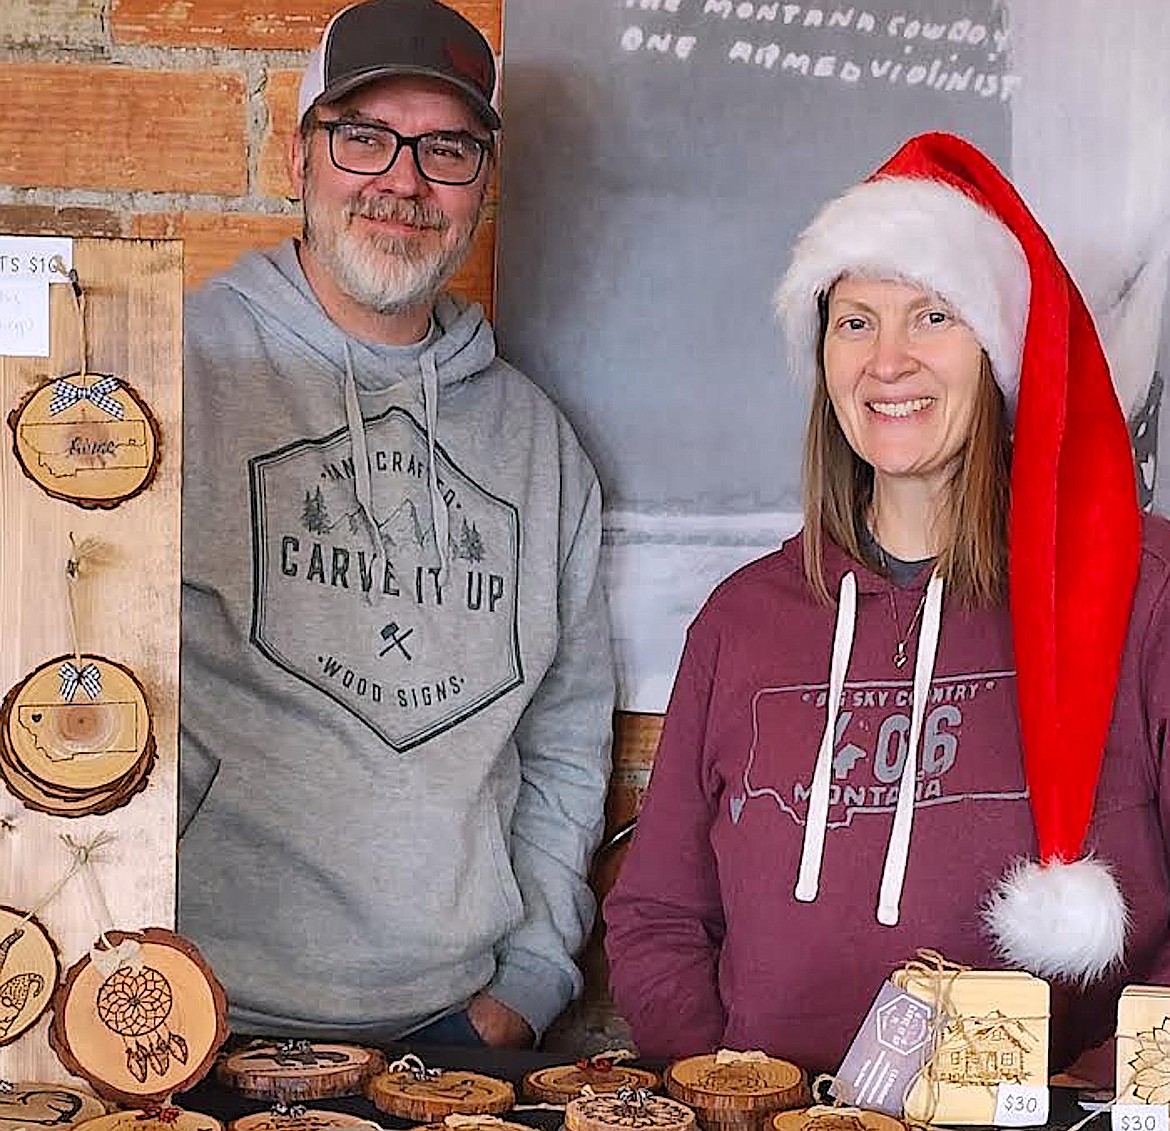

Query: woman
left=604, top=133, right=1170, bottom=1075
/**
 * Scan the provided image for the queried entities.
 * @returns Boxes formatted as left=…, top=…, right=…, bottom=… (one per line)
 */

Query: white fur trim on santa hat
left=774, top=176, right=1031, bottom=411
left=981, top=855, right=1128, bottom=984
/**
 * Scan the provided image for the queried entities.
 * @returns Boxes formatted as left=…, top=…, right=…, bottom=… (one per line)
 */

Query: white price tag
left=994, top=1083, right=1049, bottom=1126
left=1113, top=1104, right=1169, bottom=1131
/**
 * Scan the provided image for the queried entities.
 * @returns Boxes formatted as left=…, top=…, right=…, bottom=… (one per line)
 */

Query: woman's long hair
left=801, top=302, right=1011, bottom=607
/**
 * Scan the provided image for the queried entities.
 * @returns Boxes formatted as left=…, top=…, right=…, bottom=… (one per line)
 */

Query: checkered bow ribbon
left=59, top=660, right=102, bottom=701
left=50, top=376, right=124, bottom=419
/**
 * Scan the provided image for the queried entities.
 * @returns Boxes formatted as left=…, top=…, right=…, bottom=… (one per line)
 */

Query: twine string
left=18, top=831, right=115, bottom=927
left=388, top=1053, right=440, bottom=1080
left=67, top=269, right=89, bottom=382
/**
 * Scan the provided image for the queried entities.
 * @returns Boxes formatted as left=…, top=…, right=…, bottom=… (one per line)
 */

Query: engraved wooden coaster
left=0, top=655, right=156, bottom=817
left=894, top=968, right=1049, bottom=1125
left=523, top=1062, right=660, bottom=1104
left=217, top=1041, right=386, bottom=1101
left=564, top=1092, right=696, bottom=1131
left=0, top=905, right=61, bottom=1046
left=230, top=1112, right=376, bottom=1131
left=9, top=373, right=161, bottom=509
left=1116, top=984, right=1170, bottom=1103
left=74, top=1109, right=224, bottom=1131
left=365, top=1067, right=514, bottom=1121
left=665, top=1054, right=809, bottom=1125
left=771, top=1108, right=908, bottom=1131
left=48, top=927, right=229, bottom=1105
left=0, top=1082, right=106, bottom=1129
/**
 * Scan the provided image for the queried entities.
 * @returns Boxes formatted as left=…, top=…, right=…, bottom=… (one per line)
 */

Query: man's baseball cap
left=298, top=0, right=500, bottom=130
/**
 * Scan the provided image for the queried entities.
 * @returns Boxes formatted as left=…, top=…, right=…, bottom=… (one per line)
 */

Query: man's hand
left=465, top=992, right=535, bottom=1048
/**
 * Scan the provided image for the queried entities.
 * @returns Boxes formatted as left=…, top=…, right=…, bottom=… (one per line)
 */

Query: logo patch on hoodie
left=249, top=405, right=522, bottom=749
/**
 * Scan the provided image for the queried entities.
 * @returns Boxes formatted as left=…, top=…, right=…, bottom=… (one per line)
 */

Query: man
left=179, top=0, right=614, bottom=1048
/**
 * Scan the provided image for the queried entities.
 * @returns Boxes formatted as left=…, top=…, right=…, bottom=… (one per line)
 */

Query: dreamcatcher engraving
left=96, top=963, right=188, bottom=1083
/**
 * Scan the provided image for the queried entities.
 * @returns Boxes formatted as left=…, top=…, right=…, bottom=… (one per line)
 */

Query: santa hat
left=774, top=131, right=1141, bottom=983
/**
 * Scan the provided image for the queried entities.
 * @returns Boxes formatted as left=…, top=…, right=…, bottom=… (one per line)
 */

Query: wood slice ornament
left=771, top=1109, right=908, bottom=1131
left=48, top=928, right=229, bottom=1106
left=0, top=905, right=61, bottom=1045
left=0, top=655, right=155, bottom=817
left=8, top=371, right=160, bottom=509
left=0, top=1082, right=105, bottom=1130
left=365, top=1056, right=514, bottom=1121
left=666, top=1053, right=808, bottom=1131
left=523, top=1058, right=660, bottom=1104
left=73, top=1110, right=223, bottom=1131
left=230, top=1111, right=378, bottom=1131
left=216, top=1041, right=386, bottom=1101
left=564, top=1090, right=696, bottom=1131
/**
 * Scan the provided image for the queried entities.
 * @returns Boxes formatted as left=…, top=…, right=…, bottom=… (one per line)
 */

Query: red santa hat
left=774, top=131, right=1142, bottom=983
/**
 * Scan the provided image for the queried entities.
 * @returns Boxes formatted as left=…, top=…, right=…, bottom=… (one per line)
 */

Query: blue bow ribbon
left=50, top=376, right=124, bottom=420
left=59, top=661, right=102, bottom=702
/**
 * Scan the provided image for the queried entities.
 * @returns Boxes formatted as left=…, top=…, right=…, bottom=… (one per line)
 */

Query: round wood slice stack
left=771, top=1108, right=908, bottom=1131
left=0, top=655, right=156, bottom=818
left=230, top=1111, right=377, bottom=1131
left=666, top=1055, right=809, bottom=1131
left=565, top=1091, right=696, bottom=1131
left=365, top=1066, right=514, bottom=1121
left=523, top=1061, right=660, bottom=1103
left=74, top=1110, right=224, bottom=1131
left=217, top=1041, right=386, bottom=1101
left=0, top=1083, right=105, bottom=1129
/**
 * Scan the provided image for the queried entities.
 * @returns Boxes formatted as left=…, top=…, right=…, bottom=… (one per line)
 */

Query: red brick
left=0, top=204, right=134, bottom=240
left=0, top=66, right=247, bottom=195
left=132, top=212, right=302, bottom=290
left=259, top=70, right=302, bottom=201
left=112, top=0, right=500, bottom=51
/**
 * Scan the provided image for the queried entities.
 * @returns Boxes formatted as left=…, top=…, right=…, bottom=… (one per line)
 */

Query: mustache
left=346, top=196, right=450, bottom=231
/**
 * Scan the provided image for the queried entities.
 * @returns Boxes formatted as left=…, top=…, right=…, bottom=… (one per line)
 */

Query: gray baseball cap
left=298, top=0, right=500, bottom=130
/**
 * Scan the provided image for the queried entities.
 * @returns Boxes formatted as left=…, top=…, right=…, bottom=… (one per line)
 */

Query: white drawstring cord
left=876, top=571, right=945, bottom=926
left=795, top=571, right=857, bottom=903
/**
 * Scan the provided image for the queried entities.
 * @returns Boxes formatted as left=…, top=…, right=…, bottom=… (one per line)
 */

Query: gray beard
left=303, top=190, right=478, bottom=316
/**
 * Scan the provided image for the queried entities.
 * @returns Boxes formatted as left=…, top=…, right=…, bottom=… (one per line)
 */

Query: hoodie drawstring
left=795, top=571, right=857, bottom=903
left=420, top=347, right=450, bottom=582
left=343, top=342, right=380, bottom=556
left=877, top=572, right=944, bottom=926
left=795, top=570, right=945, bottom=927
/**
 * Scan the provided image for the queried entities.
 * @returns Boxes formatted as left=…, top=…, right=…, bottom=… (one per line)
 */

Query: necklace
left=877, top=544, right=930, bottom=668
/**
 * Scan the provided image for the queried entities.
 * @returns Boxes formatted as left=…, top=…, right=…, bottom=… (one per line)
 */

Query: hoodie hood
left=208, top=239, right=496, bottom=393
left=209, top=239, right=495, bottom=573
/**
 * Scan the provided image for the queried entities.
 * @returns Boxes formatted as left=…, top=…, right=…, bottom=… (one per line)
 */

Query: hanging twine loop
left=61, top=533, right=106, bottom=699
left=270, top=1103, right=308, bottom=1119
left=444, top=1117, right=504, bottom=1128
left=388, top=1053, right=441, bottom=1080
left=53, top=832, right=139, bottom=975
left=714, top=1049, right=769, bottom=1065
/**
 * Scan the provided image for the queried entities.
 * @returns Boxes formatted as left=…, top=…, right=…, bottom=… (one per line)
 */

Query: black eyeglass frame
left=312, top=120, right=492, bottom=186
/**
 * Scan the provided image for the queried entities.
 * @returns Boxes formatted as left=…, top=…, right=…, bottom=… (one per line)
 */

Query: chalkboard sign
left=495, top=0, right=1170, bottom=709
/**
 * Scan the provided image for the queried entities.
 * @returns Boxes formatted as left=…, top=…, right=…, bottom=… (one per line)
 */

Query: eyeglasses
left=314, top=120, right=490, bottom=186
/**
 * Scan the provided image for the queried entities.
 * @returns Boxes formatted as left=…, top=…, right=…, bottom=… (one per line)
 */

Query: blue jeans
left=407, top=1009, right=485, bottom=1047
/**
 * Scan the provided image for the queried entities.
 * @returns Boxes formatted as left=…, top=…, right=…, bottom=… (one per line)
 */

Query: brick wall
left=0, top=0, right=496, bottom=304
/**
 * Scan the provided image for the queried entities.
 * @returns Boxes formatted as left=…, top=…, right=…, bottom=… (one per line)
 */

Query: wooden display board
left=0, top=237, right=183, bottom=1083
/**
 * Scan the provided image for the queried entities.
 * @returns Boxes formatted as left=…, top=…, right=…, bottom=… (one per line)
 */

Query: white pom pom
left=981, top=856, right=1128, bottom=983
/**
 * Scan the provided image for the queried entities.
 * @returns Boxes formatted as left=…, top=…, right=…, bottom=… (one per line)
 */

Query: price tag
left=994, top=1083, right=1049, bottom=1127
left=1113, top=1105, right=1169, bottom=1131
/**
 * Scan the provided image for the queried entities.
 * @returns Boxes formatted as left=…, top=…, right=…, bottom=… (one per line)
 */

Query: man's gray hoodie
left=179, top=240, right=613, bottom=1039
